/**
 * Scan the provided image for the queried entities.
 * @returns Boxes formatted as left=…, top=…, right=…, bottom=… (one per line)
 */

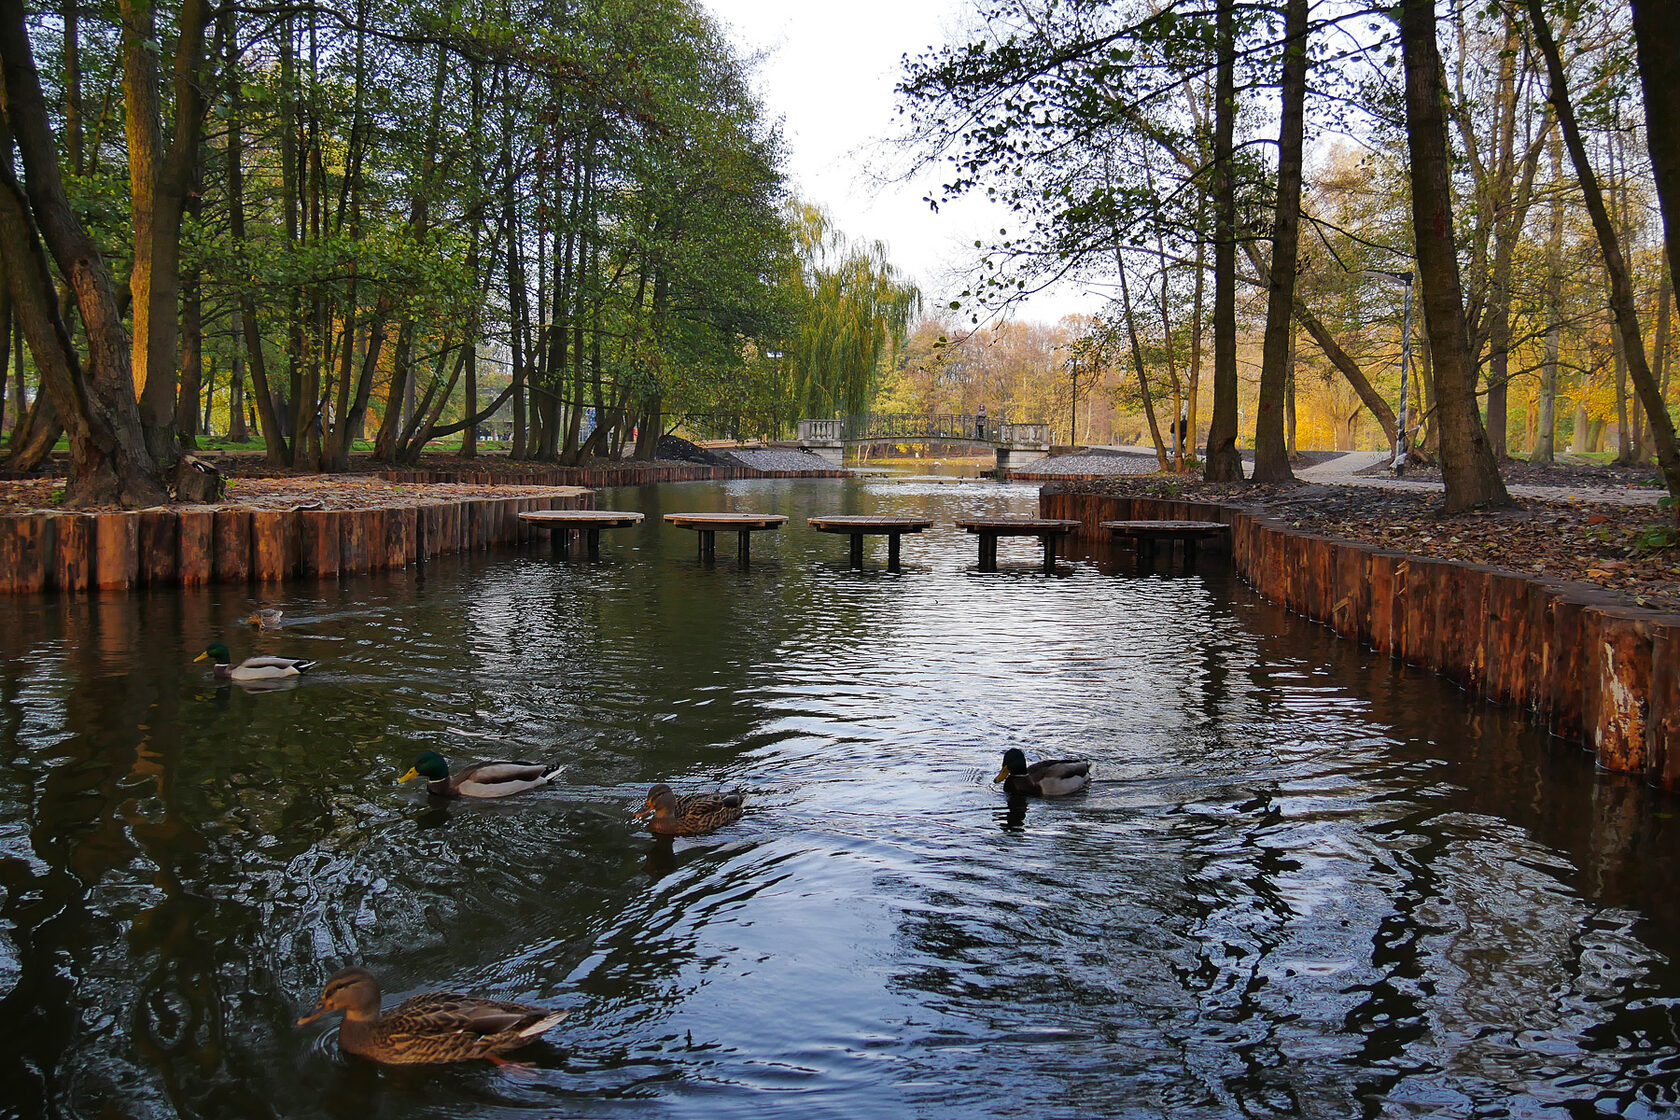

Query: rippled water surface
left=3, top=477, right=1680, bottom=1119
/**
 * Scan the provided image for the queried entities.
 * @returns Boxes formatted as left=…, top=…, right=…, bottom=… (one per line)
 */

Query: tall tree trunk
left=1204, top=0, right=1243, bottom=481
left=1399, top=0, right=1510, bottom=511
left=228, top=351, right=246, bottom=442
left=1252, top=0, right=1306, bottom=483
left=224, top=17, right=286, bottom=466
left=62, top=0, right=81, bottom=175
left=1533, top=134, right=1565, bottom=464
left=1531, top=0, right=1680, bottom=507
left=460, top=59, right=484, bottom=458
left=1632, top=0, right=1680, bottom=301
left=122, top=0, right=211, bottom=463
left=0, top=0, right=166, bottom=505
left=10, top=301, right=29, bottom=447
left=1649, top=276, right=1672, bottom=461
left=1117, top=263, right=1171, bottom=470
left=173, top=160, right=204, bottom=449
left=200, top=355, right=214, bottom=436
left=1284, top=322, right=1297, bottom=457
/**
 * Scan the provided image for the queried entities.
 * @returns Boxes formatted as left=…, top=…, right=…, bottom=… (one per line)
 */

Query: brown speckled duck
left=634, top=783, right=745, bottom=836
left=296, top=966, right=566, bottom=1065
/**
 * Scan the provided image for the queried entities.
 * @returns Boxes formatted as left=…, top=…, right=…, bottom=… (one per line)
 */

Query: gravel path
left=1297, top=451, right=1666, bottom=507
left=723, top=448, right=842, bottom=472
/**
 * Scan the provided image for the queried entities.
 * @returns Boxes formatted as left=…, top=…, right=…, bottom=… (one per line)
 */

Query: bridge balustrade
left=796, top=414, right=1048, bottom=445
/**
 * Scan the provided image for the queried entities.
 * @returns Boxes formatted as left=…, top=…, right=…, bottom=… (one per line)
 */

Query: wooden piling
left=139, top=509, right=179, bottom=586
left=94, top=511, right=139, bottom=590
left=213, top=508, right=252, bottom=585
left=178, top=509, right=215, bottom=586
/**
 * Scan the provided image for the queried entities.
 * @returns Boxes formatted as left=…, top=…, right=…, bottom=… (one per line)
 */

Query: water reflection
left=0, top=477, right=1677, bottom=1117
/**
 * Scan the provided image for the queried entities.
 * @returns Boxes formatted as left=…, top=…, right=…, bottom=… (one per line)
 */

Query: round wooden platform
left=953, top=517, right=1080, bottom=572
left=1098, top=519, right=1228, bottom=534
left=519, top=509, right=644, bottom=558
left=808, top=515, right=935, bottom=571
left=953, top=517, right=1081, bottom=535
left=807, top=515, right=935, bottom=533
left=520, top=510, right=645, bottom=527
left=662, top=513, right=790, bottom=530
left=1099, top=519, right=1230, bottom=570
left=663, top=512, right=789, bottom=561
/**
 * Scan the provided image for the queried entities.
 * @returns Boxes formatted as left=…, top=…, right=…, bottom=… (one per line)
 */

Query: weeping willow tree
left=784, top=203, right=921, bottom=420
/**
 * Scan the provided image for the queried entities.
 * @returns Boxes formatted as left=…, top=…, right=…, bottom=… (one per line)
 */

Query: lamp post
left=1068, top=350, right=1079, bottom=447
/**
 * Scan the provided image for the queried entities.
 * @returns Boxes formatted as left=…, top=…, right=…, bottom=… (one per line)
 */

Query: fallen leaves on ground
left=1059, top=475, right=1680, bottom=614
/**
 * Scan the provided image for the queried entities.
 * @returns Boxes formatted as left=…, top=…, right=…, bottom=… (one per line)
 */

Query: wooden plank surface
left=1099, top=519, right=1229, bottom=535
left=807, top=516, right=934, bottom=534
left=663, top=513, right=788, bottom=530
left=954, top=517, right=1079, bottom=536
left=520, top=510, right=645, bottom=528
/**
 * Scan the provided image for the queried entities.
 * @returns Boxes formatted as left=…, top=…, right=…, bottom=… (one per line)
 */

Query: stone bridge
left=792, top=414, right=1052, bottom=471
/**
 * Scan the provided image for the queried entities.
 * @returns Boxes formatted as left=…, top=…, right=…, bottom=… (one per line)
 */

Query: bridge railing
left=797, top=414, right=1049, bottom=444
left=996, top=422, right=1051, bottom=445
left=797, top=419, right=846, bottom=441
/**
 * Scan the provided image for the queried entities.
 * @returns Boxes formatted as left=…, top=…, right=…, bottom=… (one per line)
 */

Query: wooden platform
left=953, top=517, right=1080, bottom=572
left=1099, top=519, right=1230, bottom=570
left=519, top=509, right=644, bottom=559
left=807, top=515, right=935, bottom=571
left=663, top=512, right=789, bottom=561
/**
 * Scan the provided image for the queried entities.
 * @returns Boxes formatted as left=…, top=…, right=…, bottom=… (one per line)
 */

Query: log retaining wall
left=1040, top=486, right=1680, bottom=790
left=0, top=490, right=593, bottom=594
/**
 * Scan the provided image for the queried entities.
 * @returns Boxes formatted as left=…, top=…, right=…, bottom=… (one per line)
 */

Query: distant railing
left=796, top=415, right=1049, bottom=446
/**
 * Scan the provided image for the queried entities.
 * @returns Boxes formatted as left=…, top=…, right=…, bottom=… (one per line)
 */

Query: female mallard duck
left=195, top=642, right=316, bottom=682
left=244, top=608, right=283, bottom=629
left=634, top=783, right=744, bottom=836
left=399, top=750, right=562, bottom=799
left=297, top=966, right=566, bottom=1065
left=993, top=748, right=1091, bottom=797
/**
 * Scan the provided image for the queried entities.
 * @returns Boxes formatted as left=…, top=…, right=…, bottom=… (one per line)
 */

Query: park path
left=1080, top=444, right=1664, bottom=507
left=1293, top=451, right=1667, bottom=507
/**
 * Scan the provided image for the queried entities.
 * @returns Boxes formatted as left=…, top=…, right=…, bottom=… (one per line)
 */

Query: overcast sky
left=702, top=0, right=1096, bottom=326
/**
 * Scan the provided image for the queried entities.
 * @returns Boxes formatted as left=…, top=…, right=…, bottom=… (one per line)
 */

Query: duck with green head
left=195, top=642, right=316, bottom=682
left=297, top=966, right=567, bottom=1065
left=994, top=748, right=1090, bottom=797
left=399, top=750, right=562, bottom=798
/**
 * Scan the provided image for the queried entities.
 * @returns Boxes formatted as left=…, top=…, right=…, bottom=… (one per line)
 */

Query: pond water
left=2, top=477, right=1679, bottom=1119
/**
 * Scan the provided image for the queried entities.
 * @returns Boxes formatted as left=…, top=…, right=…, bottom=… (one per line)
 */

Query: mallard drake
left=296, top=966, right=566, bottom=1066
left=634, top=783, right=744, bottom=836
left=244, top=608, right=284, bottom=629
left=399, top=750, right=562, bottom=799
left=195, top=642, right=316, bottom=681
left=993, top=748, right=1090, bottom=797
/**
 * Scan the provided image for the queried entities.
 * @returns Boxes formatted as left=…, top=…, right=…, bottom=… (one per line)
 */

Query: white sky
left=702, top=0, right=1097, bottom=326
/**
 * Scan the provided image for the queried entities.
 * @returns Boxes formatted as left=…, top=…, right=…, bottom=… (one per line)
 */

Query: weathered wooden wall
left=1040, top=487, right=1680, bottom=790
left=0, top=491, right=593, bottom=594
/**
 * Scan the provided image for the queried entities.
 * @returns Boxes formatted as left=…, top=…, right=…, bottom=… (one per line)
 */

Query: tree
left=1251, top=0, right=1307, bottom=483
left=1529, top=0, right=1680, bottom=509
left=1397, top=0, right=1510, bottom=511
left=0, top=0, right=167, bottom=506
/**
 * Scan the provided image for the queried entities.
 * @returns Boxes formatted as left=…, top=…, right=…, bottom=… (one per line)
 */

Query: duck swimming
left=296, top=966, right=566, bottom=1065
left=993, top=748, right=1091, bottom=796
left=243, top=608, right=283, bottom=629
left=634, top=784, right=745, bottom=836
left=195, top=642, right=316, bottom=681
left=398, top=750, right=562, bottom=798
